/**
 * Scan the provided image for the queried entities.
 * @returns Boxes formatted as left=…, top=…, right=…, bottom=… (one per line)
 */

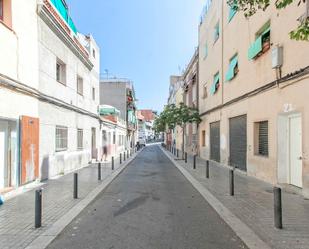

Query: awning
left=210, top=73, right=220, bottom=95
left=99, top=105, right=120, bottom=116
left=248, top=27, right=270, bottom=60
left=226, top=55, right=238, bottom=81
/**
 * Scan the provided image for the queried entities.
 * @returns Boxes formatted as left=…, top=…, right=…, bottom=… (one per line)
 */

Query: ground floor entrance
left=0, top=119, right=18, bottom=192
left=229, top=115, right=247, bottom=171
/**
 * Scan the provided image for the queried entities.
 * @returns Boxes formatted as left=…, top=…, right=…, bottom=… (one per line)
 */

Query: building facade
left=0, top=0, right=101, bottom=194
left=166, top=76, right=183, bottom=149
left=183, top=49, right=199, bottom=156
left=198, top=0, right=309, bottom=197
left=99, top=79, right=138, bottom=149
left=38, top=0, right=100, bottom=179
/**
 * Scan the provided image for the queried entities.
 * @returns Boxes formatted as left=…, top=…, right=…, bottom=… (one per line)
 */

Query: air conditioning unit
left=272, top=46, right=283, bottom=69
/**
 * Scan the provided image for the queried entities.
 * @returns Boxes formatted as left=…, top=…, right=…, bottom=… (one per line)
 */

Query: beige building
left=183, top=49, right=199, bottom=156
left=175, top=83, right=184, bottom=153
left=198, top=0, right=309, bottom=197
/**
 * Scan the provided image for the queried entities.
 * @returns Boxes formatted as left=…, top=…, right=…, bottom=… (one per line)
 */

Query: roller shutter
left=210, top=121, right=220, bottom=162
left=229, top=115, right=247, bottom=171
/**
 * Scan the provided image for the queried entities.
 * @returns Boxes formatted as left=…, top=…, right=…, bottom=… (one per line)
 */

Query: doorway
left=91, top=128, right=96, bottom=159
left=289, top=114, right=302, bottom=188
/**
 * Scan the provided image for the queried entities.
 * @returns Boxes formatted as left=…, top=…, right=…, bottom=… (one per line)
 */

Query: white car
left=138, top=136, right=146, bottom=147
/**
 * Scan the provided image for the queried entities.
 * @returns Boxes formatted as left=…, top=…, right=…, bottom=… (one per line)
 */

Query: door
left=289, top=115, right=302, bottom=188
left=21, top=116, right=39, bottom=185
left=210, top=121, right=220, bottom=162
left=229, top=115, right=247, bottom=171
left=0, top=121, right=8, bottom=189
left=91, top=128, right=96, bottom=159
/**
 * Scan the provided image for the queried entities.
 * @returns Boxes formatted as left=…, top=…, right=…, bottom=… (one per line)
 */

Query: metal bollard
left=112, top=157, right=114, bottom=170
left=120, top=153, right=122, bottom=164
left=98, top=163, right=101, bottom=181
left=274, top=187, right=283, bottom=229
left=193, top=155, right=196, bottom=169
left=177, top=149, right=179, bottom=158
left=35, top=189, right=42, bottom=228
left=73, top=173, right=78, bottom=199
left=229, top=169, right=234, bottom=196
left=206, top=160, right=210, bottom=178
left=124, top=151, right=126, bottom=161
left=185, top=152, right=187, bottom=163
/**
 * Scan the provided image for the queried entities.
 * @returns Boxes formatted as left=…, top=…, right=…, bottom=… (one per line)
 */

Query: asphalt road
left=48, top=145, right=247, bottom=249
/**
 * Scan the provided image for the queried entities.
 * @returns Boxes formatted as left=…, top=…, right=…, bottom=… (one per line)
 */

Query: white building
left=0, top=0, right=101, bottom=194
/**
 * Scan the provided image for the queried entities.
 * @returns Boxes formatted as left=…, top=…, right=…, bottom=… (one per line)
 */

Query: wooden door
left=21, top=116, right=39, bottom=185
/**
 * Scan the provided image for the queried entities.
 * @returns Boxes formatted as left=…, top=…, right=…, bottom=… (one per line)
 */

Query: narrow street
left=48, top=145, right=247, bottom=249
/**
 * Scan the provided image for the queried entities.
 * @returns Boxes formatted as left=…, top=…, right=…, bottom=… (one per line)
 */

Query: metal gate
left=210, top=121, right=220, bottom=162
left=229, top=115, right=247, bottom=171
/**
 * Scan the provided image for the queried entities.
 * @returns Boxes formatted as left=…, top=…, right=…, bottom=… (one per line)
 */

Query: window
left=248, top=23, right=271, bottom=60
left=255, top=121, right=269, bottom=156
left=202, top=130, right=206, bottom=147
left=228, top=2, right=237, bottom=22
left=210, top=72, right=220, bottom=95
left=77, top=76, right=83, bottom=95
left=204, top=42, right=208, bottom=59
left=92, top=87, right=95, bottom=100
left=192, top=83, right=197, bottom=103
left=92, top=49, right=96, bottom=58
left=56, top=126, right=68, bottom=151
left=214, top=22, right=220, bottom=43
left=0, top=0, right=3, bottom=21
left=192, top=123, right=197, bottom=135
left=113, top=132, right=116, bottom=145
left=226, top=54, right=238, bottom=81
left=203, top=84, right=208, bottom=99
left=77, top=129, right=83, bottom=149
left=56, top=59, right=66, bottom=85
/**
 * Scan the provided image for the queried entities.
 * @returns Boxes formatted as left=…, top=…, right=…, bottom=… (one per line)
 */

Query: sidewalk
left=164, top=148, right=309, bottom=249
left=0, top=151, right=138, bottom=249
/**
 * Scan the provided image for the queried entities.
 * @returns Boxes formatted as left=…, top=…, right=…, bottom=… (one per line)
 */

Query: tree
left=154, top=103, right=201, bottom=155
left=227, top=0, right=309, bottom=41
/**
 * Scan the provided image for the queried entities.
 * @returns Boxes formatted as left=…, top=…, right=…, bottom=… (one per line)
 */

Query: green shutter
left=248, top=36, right=262, bottom=60
left=210, top=73, right=220, bottom=95
left=248, top=26, right=270, bottom=60
left=228, top=5, right=237, bottom=22
left=50, top=0, right=78, bottom=34
left=226, top=55, right=238, bottom=81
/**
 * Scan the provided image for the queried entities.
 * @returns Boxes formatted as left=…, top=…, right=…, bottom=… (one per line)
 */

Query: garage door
left=229, top=115, right=247, bottom=171
left=210, top=121, right=220, bottom=162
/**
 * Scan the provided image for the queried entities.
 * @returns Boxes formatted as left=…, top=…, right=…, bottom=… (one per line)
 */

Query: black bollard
left=229, top=169, right=234, bottom=196
left=35, top=189, right=42, bottom=228
left=206, top=160, right=210, bottom=178
left=120, top=153, right=122, bottom=164
left=98, top=163, right=101, bottom=181
left=124, top=151, right=126, bottom=161
left=185, top=152, right=187, bottom=163
left=177, top=149, right=179, bottom=158
left=193, top=155, right=196, bottom=169
left=112, top=157, right=114, bottom=170
left=274, top=187, right=283, bottom=229
left=73, top=173, right=78, bottom=199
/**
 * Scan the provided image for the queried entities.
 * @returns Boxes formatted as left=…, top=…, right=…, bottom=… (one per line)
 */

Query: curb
left=160, top=146, right=270, bottom=249
left=25, top=149, right=142, bottom=249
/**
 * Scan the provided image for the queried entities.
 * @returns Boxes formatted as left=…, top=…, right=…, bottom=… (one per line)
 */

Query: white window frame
left=56, top=126, right=68, bottom=152
left=77, top=129, right=83, bottom=150
left=77, top=75, right=83, bottom=96
left=56, top=59, right=66, bottom=85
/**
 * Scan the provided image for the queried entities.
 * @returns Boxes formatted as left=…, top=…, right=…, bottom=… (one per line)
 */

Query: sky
left=66, top=0, right=205, bottom=112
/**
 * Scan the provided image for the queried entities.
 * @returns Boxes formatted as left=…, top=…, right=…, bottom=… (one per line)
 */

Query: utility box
left=272, top=46, right=283, bottom=68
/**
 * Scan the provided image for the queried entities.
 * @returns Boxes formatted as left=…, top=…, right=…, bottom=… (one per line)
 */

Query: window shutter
left=258, top=121, right=268, bottom=156
left=248, top=36, right=263, bottom=60
left=226, top=55, right=238, bottom=81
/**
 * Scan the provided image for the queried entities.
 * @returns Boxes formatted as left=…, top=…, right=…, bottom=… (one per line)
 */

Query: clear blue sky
left=66, top=0, right=204, bottom=112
